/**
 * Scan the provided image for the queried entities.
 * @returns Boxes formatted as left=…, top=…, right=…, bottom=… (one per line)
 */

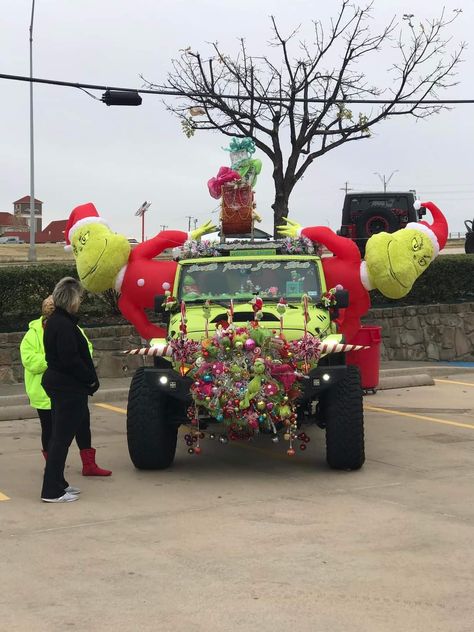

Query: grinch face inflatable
left=72, top=223, right=130, bottom=293
left=64, top=202, right=218, bottom=340
left=364, top=228, right=434, bottom=299
left=277, top=200, right=448, bottom=343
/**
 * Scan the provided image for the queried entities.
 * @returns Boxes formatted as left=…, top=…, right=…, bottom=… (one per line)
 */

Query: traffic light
left=101, top=90, right=142, bottom=106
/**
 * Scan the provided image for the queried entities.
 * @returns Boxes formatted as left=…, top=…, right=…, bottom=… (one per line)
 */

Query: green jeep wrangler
left=126, top=241, right=364, bottom=472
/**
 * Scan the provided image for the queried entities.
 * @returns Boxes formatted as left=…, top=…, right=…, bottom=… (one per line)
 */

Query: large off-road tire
left=322, top=365, right=365, bottom=470
left=127, top=367, right=178, bottom=470
left=356, top=207, right=399, bottom=239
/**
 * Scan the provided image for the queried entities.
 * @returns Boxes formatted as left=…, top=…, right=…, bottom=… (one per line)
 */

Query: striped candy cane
left=319, top=342, right=369, bottom=354
left=123, top=344, right=173, bottom=357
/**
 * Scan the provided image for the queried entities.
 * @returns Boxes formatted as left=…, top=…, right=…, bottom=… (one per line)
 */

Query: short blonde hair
left=52, top=277, right=83, bottom=314
left=41, top=295, right=55, bottom=318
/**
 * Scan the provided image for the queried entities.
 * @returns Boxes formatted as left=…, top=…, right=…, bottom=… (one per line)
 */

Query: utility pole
left=193, top=218, right=198, bottom=231
left=159, top=224, right=168, bottom=231
left=28, top=0, right=36, bottom=262
left=185, top=215, right=193, bottom=232
left=340, top=181, right=353, bottom=195
left=374, top=170, right=399, bottom=193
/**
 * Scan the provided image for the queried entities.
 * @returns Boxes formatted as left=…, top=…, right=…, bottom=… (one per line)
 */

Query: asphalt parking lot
left=1, top=374, right=473, bottom=632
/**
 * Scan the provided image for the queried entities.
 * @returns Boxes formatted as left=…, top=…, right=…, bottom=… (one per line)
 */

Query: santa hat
left=408, top=201, right=448, bottom=259
left=64, top=203, right=109, bottom=251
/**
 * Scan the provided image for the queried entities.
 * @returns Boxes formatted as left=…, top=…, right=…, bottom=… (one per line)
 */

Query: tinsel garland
left=173, top=239, right=220, bottom=260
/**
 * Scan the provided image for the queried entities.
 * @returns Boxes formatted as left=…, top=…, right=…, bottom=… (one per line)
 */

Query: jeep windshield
left=178, top=259, right=322, bottom=303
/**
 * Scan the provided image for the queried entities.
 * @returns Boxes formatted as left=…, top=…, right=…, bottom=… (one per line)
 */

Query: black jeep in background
left=338, top=191, right=426, bottom=256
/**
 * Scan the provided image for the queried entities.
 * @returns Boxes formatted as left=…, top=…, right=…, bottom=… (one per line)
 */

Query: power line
left=1, top=72, right=474, bottom=105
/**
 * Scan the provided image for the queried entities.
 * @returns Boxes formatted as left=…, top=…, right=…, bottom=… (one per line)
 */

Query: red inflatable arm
left=129, top=230, right=189, bottom=262
left=299, top=225, right=368, bottom=343
left=117, top=229, right=190, bottom=339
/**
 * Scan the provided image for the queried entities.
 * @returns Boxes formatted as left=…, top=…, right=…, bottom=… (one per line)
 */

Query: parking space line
left=434, top=378, right=474, bottom=387
left=0, top=491, right=10, bottom=501
left=95, top=403, right=127, bottom=414
left=365, top=404, right=474, bottom=430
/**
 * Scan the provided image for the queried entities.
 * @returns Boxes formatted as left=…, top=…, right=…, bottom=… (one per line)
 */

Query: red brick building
left=0, top=197, right=67, bottom=243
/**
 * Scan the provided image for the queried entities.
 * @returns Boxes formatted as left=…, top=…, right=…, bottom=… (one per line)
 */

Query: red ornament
left=300, top=444, right=307, bottom=451
left=287, top=448, right=296, bottom=456
left=194, top=446, right=202, bottom=455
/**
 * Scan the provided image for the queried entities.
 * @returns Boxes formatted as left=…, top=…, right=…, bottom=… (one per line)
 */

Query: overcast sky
left=1, top=0, right=473, bottom=239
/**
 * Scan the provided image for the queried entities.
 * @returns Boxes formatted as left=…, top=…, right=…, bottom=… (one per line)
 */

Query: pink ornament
left=162, top=282, right=171, bottom=291
left=266, top=402, right=274, bottom=411
left=244, top=338, right=256, bottom=352
left=265, top=383, right=279, bottom=396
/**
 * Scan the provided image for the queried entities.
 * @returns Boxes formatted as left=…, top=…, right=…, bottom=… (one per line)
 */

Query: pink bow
left=207, top=166, right=240, bottom=199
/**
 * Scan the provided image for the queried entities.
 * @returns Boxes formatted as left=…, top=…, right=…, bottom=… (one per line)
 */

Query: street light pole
left=135, top=201, right=151, bottom=242
left=28, top=0, right=36, bottom=262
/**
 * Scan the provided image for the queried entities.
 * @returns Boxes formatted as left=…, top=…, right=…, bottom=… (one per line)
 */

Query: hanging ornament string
left=276, top=297, right=287, bottom=336
left=302, top=293, right=311, bottom=372
left=179, top=300, right=188, bottom=372
left=302, top=294, right=309, bottom=336
left=180, top=301, right=187, bottom=336
left=203, top=300, right=211, bottom=338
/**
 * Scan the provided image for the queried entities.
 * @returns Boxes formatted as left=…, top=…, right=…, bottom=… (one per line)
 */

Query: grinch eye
left=418, top=256, right=429, bottom=267
left=412, top=236, right=422, bottom=251
left=79, top=231, right=90, bottom=246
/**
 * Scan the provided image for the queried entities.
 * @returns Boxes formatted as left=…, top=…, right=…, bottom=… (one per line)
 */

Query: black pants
left=41, top=391, right=89, bottom=499
left=37, top=407, right=92, bottom=452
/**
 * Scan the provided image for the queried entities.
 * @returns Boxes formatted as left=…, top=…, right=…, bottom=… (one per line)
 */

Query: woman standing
left=20, top=294, right=111, bottom=479
left=40, top=278, right=103, bottom=503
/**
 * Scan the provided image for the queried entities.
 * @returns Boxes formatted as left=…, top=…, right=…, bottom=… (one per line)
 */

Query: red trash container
left=346, top=326, right=382, bottom=392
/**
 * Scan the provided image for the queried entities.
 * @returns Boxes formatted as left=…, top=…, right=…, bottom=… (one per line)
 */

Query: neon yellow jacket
left=20, top=317, right=93, bottom=410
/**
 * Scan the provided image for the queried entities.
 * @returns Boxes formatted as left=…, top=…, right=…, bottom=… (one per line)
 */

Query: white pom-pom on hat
left=407, top=201, right=448, bottom=260
left=413, top=200, right=422, bottom=211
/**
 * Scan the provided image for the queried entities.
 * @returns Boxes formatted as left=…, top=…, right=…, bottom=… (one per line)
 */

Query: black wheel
left=465, top=231, right=474, bottom=254
left=356, top=207, right=400, bottom=239
left=322, top=365, right=365, bottom=470
left=126, top=367, right=178, bottom=469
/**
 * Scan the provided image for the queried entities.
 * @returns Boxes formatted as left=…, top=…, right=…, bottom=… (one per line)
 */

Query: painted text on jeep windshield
left=178, top=259, right=321, bottom=302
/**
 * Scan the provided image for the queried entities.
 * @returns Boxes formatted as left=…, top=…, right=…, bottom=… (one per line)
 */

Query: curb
left=0, top=388, right=130, bottom=422
left=0, top=366, right=470, bottom=421
left=0, top=365, right=454, bottom=421
left=377, top=373, right=434, bottom=391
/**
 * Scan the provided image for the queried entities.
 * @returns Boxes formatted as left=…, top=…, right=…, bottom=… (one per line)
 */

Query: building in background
left=13, top=195, right=43, bottom=232
left=0, top=196, right=66, bottom=243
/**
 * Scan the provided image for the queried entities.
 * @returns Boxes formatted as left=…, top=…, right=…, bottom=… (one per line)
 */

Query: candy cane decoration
left=319, top=342, right=369, bottom=354
left=122, top=340, right=369, bottom=358
left=123, top=343, right=173, bottom=357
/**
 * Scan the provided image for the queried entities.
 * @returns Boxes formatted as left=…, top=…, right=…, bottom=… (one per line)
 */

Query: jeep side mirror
left=335, top=289, right=349, bottom=308
left=154, top=294, right=170, bottom=325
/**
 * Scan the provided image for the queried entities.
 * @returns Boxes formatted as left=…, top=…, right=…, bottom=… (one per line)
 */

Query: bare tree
left=143, top=2, right=464, bottom=235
